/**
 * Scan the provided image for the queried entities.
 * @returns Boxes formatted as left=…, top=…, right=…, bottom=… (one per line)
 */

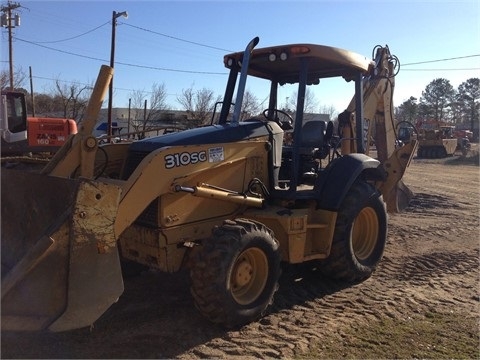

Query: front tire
left=320, top=180, right=387, bottom=282
left=190, top=219, right=281, bottom=328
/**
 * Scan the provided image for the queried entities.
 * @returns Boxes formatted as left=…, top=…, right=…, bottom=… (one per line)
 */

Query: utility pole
left=1, top=1, right=21, bottom=91
left=127, top=97, right=131, bottom=138
left=29, top=66, right=35, bottom=116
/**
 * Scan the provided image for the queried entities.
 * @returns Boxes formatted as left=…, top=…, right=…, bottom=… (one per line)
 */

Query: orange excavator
left=1, top=90, right=77, bottom=156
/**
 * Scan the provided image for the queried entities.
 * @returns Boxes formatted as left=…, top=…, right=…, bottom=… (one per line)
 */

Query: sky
left=1, top=0, right=479, bottom=113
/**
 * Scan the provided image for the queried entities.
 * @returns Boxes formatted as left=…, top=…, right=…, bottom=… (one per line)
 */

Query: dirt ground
left=2, top=149, right=479, bottom=359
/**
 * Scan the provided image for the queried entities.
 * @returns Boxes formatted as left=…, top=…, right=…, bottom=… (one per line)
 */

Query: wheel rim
left=230, top=247, right=268, bottom=305
left=351, top=206, right=379, bottom=261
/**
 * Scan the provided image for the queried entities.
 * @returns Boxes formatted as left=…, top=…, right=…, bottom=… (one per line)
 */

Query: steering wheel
left=262, top=109, right=294, bottom=130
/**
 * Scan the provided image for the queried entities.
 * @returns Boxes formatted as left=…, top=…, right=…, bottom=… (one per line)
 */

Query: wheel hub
left=230, top=247, right=268, bottom=305
left=234, top=259, right=253, bottom=287
left=352, top=206, right=379, bottom=261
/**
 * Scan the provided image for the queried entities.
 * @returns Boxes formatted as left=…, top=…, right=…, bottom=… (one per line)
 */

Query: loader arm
left=341, top=46, right=417, bottom=211
left=41, top=65, right=113, bottom=178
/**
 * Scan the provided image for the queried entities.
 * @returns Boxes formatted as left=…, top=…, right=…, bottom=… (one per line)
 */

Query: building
left=94, top=108, right=190, bottom=139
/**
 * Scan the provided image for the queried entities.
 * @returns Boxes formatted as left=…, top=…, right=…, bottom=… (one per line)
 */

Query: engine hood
left=128, top=121, right=276, bottom=153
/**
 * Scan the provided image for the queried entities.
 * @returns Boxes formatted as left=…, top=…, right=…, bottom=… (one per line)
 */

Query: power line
left=28, top=21, right=110, bottom=43
left=14, top=36, right=106, bottom=61
left=10, top=13, right=479, bottom=75
left=402, top=54, right=480, bottom=66
left=115, top=60, right=226, bottom=75
left=13, top=36, right=228, bottom=75
left=121, top=22, right=233, bottom=53
left=14, top=35, right=479, bottom=76
left=402, top=68, right=480, bottom=71
left=14, top=19, right=232, bottom=51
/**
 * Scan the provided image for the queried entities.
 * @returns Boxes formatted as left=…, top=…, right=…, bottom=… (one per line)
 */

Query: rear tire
left=190, top=219, right=281, bottom=328
left=319, top=180, right=387, bottom=282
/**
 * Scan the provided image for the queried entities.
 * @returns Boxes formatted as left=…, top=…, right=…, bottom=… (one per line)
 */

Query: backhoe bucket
left=1, top=169, right=124, bottom=332
left=392, top=179, right=414, bottom=212
left=383, top=174, right=415, bottom=213
left=380, top=140, right=417, bottom=213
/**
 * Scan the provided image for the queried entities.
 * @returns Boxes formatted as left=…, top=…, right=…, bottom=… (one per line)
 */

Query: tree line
left=0, top=68, right=265, bottom=133
left=395, top=78, right=479, bottom=138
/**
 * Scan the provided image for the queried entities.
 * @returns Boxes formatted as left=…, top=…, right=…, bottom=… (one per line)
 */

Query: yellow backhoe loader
left=1, top=37, right=417, bottom=332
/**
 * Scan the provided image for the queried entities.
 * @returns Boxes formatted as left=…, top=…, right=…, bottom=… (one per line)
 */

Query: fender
left=314, top=153, right=384, bottom=211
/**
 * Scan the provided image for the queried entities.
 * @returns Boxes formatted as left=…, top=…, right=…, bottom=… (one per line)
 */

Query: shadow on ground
left=1, top=263, right=351, bottom=359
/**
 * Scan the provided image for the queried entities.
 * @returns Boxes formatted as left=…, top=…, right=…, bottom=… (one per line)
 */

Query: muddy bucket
left=1, top=168, right=124, bottom=332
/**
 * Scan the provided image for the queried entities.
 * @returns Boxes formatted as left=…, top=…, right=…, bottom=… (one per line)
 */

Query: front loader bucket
left=1, top=169, right=124, bottom=332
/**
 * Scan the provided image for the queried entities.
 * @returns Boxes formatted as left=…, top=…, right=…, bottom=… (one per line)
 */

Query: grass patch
left=300, top=312, right=479, bottom=359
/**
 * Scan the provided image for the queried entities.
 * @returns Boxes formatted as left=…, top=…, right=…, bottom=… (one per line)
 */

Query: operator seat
left=299, top=121, right=326, bottom=183
left=300, top=121, right=325, bottom=150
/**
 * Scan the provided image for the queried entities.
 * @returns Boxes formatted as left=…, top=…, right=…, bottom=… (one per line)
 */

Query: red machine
left=1, top=91, right=77, bottom=155
left=27, top=117, right=77, bottom=150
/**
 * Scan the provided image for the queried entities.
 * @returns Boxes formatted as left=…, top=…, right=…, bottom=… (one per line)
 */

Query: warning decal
left=208, top=147, right=224, bottom=163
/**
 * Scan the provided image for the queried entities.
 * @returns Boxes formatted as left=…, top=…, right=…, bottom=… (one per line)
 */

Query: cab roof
left=224, top=43, right=373, bottom=85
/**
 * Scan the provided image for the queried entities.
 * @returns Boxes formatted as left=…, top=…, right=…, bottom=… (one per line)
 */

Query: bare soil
left=2, top=149, right=479, bottom=359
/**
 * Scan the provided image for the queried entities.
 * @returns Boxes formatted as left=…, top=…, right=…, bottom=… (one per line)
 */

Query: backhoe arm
left=341, top=45, right=417, bottom=212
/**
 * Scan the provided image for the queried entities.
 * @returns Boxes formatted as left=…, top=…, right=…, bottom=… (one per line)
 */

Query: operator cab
left=221, top=41, right=373, bottom=200
left=1, top=91, right=28, bottom=154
